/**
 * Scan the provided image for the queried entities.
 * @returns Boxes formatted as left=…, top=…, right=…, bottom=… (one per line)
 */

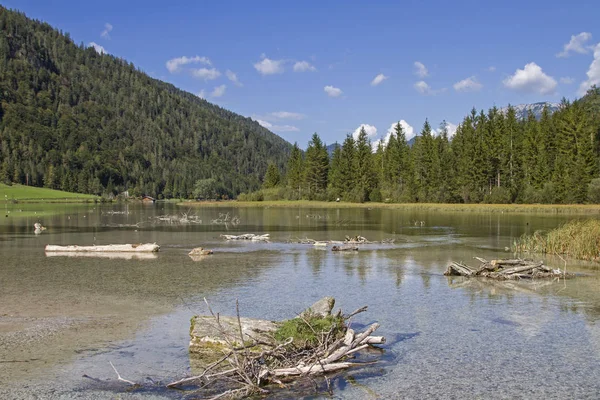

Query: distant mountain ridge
left=500, top=102, right=560, bottom=120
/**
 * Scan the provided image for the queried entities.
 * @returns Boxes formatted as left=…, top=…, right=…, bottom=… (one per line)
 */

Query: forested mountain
left=246, top=88, right=600, bottom=204
left=0, top=7, right=292, bottom=199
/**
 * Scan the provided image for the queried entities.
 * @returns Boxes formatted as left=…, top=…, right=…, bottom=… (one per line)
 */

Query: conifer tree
left=303, top=133, right=329, bottom=197
left=262, top=162, right=281, bottom=188
left=354, top=127, right=376, bottom=202
left=286, top=143, right=304, bottom=197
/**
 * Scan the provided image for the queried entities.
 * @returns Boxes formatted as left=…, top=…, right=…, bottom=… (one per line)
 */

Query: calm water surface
left=1, top=204, right=600, bottom=399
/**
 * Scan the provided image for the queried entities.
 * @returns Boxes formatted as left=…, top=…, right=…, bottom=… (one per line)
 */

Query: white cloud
left=371, top=73, right=388, bottom=86
left=101, top=23, right=113, bottom=39
left=414, top=61, right=428, bottom=78
left=269, top=111, right=305, bottom=120
left=211, top=84, right=226, bottom=98
left=256, top=119, right=299, bottom=132
left=557, top=32, right=593, bottom=58
left=197, top=90, right=206, bottom=99
left=503, top=62, right=557, bottom=95
left=414, top=80, right=431, bottom=95
left=372, top=123, right=398, bottom=149
left=254, top=55, right=285, bottom=75
left=257, top=119, right=272, bottom=129
left=293, top=61, right=316, bottom=72
left=434, top=122, right=458, bottom=138
left=453, top=76, right=483, bottom=92
left=166, top=56, right=211, bottom=73
left=400, top=120, right=416, bottom=141
left=446, top=122, right=458, bottom=138
left=226, top=70, right=243, bottom=86
left=324, top=85, right=343, bottom=97
left=560, top=76, right=575, bottom=84
left=192, top=68, right=221, bottom=81
left=88, top=42, right=106, bottom=54
left=579, top=43, right=600, bottom=96
left=487, top=66, right=496, bottom=72
left=352, top=124, right=377, bottom=141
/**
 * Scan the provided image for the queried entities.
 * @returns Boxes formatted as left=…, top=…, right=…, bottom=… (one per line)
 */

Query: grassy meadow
left=0, top=183, right=99, bottom=203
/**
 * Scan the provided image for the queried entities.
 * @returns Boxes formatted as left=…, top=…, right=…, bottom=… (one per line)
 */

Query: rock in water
left=189, top=247, right=213, bottom=256
left=298, top=296, right=335, bottom=319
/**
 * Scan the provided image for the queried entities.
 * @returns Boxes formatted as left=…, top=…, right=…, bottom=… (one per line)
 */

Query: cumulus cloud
left=560, top=76, right=575, bottom=84
left=192, top=68, right=221, bottom=81
left=557, top=32, right=593, bottom=58
left=578, top=43, right=600, bottom=96
left=254, top=55, right=285, bottom=75
left=487, top=66, right=496, bottom=72
left=371, top=73, right=388, bottom=86
left=434, top=122, right=458, bottom=138
left=324, top=85, right=343, bottom=97
left=414, top=80, right=431, bottom=95
left=414, top=61, right=428, bottom=78
left=225, top=70, right=243, bottom=86
left=101, top=23, right=113, bottom=39
left=503, top=62, right=557, bottom=95
left=88, top=42, right=106, bottom=54
left=352, top=124, right=378, bottom=141
left=453, top=76, right=483, bottom=92
left=256, top=119, right=272, bottom=129
left=197, top=90, right=206, bottom=99
left=293, top=61, right=316, bottom=72
left=256, top=119, right=299, bottom=132
left=211, top=84, right=226, bottom=98
left=166, top=56, right=211, bottom=73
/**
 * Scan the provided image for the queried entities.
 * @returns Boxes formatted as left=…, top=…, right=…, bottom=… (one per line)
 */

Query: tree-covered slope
left=0, top=7, right=292, bottom=198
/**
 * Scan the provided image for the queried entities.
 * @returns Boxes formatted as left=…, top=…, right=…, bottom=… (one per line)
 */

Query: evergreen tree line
left=246, top=88, right=600, bottom=204
left=0, top=7, right=291, bottom=199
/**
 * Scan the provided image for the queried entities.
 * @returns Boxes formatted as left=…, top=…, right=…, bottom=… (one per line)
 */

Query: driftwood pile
left=168, top=298, right=384, bottom=399
left=221, top=233, right=270, bottom=241
left=444, top=257, right=574, bottom=280
left=290, top=235, right=395, bottom=246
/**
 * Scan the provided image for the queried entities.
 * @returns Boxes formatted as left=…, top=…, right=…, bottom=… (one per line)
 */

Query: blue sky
left=5, top=0, right=600, bottom=147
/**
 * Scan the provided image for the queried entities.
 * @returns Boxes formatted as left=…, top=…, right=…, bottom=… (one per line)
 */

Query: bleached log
left=45, top=243, right=160, bottom=253
left=496, top=262, right=542, bottom=275
left=359, top=336, right=386, bottom=345
left=491, top=259, right=526, bottom=266
left=271, top=362, right=356, bottom=377
left=444, top=262, right=475, bottom=276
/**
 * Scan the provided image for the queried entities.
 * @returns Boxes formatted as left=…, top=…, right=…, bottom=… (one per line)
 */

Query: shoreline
left=179, top=200, right=600, bottom=214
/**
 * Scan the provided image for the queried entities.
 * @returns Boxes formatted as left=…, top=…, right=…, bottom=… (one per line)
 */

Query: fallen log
left=445, top=257, right=574, bottom=280
left=332, top=245, right=359, bottom=252
left=45, top=243, right=160, bottom=253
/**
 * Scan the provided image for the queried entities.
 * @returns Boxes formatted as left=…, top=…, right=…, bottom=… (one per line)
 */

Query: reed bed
left=513, top=219, right=600, bottom=261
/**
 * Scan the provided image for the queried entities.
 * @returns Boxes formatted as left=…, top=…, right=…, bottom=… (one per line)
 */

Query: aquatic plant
left=513, top=219, right=600, bottom=261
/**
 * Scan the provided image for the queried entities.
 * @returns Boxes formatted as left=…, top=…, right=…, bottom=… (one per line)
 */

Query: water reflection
left=2, top=204, right=600, bottom=398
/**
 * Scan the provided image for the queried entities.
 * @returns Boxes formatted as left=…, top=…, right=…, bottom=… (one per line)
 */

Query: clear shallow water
left=1, top=204, right=600, bottom=399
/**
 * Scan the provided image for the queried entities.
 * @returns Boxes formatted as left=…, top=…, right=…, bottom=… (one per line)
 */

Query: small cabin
left=141, top=195, right=155, bottom=203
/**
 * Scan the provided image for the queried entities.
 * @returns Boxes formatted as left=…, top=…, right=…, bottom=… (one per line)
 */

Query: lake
left=1, top=203, right=600, bottom=399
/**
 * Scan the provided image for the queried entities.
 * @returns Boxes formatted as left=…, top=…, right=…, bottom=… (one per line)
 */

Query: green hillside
left=0, top=7, right=291, bottom=199
left=0, top=183, right=97, bottom=202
